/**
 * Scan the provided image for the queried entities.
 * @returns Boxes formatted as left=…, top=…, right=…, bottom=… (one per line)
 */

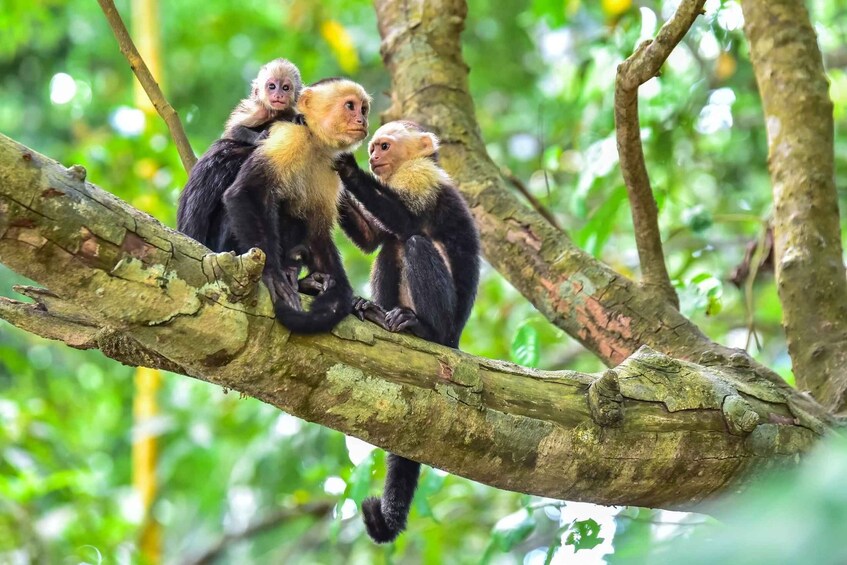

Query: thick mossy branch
left=741, top=0, right=847, bottom=413
left=0, top=134, right=834, bottom=507
left=614, top=0, right=706, bottom=308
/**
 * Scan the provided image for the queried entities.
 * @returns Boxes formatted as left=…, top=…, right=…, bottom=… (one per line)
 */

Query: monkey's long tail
left=274, top=285, right=351, bottom=334
left=362, top=454, right=421, bottom=543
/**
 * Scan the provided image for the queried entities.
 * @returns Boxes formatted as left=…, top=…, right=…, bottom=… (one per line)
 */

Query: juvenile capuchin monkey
left=223, top=78, right=371, bottom=333
left=177, top=58, right=302, bottom=252
left=334, top=121, right=481, bottom=543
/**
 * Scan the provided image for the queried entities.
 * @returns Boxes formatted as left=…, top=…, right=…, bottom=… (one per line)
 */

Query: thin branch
left=614, top=0, right=707, bottom=308
left=185, top=502, right=334, bottom=565
left=501, top=168, right=563, bottom=231
left=96, top=0, right=197, bottom=173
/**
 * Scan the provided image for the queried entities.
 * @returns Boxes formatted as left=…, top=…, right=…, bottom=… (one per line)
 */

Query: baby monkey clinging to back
left=335, top=121, right=480, bottom=542
left=177, top=58, right=302, bottom=251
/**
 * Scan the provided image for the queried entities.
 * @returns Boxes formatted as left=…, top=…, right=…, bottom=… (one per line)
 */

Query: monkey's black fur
left=336, top=152, right=480, bottom=542
left=222, top=145, right=352, bottom=334
left=176, top=111, right=297, bottom=252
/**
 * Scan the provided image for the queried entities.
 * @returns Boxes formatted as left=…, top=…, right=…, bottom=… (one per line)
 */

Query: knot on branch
left=201, top=248, right=265, bottom=300
left=722, top=394, right=760, bottom=435
left=66, top=164, right=87, bottom=182
left=588, top=369, right=624, bottom=427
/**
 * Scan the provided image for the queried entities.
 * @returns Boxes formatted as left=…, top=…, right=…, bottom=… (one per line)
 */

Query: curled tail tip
left=273, top=302, right=347, bottom=334
left=362, top=496, right=402, bottom=544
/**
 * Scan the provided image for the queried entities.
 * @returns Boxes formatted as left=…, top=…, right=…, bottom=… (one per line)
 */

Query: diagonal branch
left=97, top=0, right=197, bottom=172
left=614, top=0, right=707, bottom=308
left=740, top=0, right=847, bottom=413
left=184, top=502, right=334, bottom=565
left=0, top=134, right=830, bottom=508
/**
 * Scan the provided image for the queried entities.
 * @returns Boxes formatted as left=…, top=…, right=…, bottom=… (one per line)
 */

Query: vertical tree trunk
left=741, top=0, right=847, bottom=412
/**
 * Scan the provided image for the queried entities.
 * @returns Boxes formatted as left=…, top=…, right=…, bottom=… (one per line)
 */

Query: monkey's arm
left=226, top=124, right=266, bottom=145
left=338, top=190, right=385, bottom=252
left=334, top=154, right=420, bottom=237
left=177, top=140, right=255, bottom=248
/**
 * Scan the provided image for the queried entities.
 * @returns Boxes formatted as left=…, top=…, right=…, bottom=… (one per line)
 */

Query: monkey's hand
left=264, top=268, right=302, bottom=312
left=353, top=297, right=388, bottom=325
left=332, top=153, right=359, bottom=176
left=384, top=307, right=420, bottom=333
left=298, top=272, right=336, bottom=296
left=293, top=113, right=307, bottom=126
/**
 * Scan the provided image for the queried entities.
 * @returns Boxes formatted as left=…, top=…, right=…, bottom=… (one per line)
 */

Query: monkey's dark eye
left=381, top=142, right=389, bottom=151
left=362, top=106, right=369, bottom=115
left=345, top=101, right=355, bottom=111
left=282, top=84, right=290, bottom=91
left=268, top=83, right=276, bottom=90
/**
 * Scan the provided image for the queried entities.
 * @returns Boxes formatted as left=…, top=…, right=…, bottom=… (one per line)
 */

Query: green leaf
left=510, top=322, right=540, bottom=367
left=345, top=451, right=375, bottom=504
left=544, top=525, right=568, bottom=564
left=683, top=204, right=713, bottom=233
left=565, top=518, right=604, bottom=551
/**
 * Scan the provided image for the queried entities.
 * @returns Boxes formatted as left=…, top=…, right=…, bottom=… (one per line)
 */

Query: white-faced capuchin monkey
left=334, top=121, right=481, bottom=543
left=222, top=78, right=371, bottom=333
left=177, top=58, right=302, bottom=252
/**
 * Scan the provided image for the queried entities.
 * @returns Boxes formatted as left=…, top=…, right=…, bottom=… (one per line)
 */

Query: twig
left=97, top=0, right=197, bottom=173
left=501, top=168, right=563, bottom=232
left=184, top=501, right=334, bottom=565
left=614, top=0, right=707, bottom=309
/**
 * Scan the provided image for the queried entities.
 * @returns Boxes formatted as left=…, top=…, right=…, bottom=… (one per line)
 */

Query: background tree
left=0, top=0, right=845, bottom=563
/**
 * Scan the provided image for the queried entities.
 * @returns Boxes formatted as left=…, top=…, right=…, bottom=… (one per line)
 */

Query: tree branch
left=500, top=168, right=563, bottom=232
left=614, top=0, right=707, bottom=308
left=741, top=0, right=847, bottom=413
left=185, top=502, right=333, bottom=565
left=0, top=134, right=832, bottom=509
left=97, top=0, right=197, bottom=173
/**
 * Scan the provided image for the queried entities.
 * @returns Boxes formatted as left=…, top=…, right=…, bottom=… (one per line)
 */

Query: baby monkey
left=334, top=121, right=480, bottom=542
left=177, top=58, right=302, bottom=252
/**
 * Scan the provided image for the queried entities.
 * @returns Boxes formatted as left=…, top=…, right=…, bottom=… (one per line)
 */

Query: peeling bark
left=0, top=135, right=832, bottom=507
left=741, top=0, right=847, bottom=413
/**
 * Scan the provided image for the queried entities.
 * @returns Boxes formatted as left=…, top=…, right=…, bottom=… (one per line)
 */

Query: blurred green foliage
left=1, top=0, right=846, bottom=562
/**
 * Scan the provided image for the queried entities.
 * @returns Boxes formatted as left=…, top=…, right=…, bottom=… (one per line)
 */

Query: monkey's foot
left=299, top=272, right=335, bottom=296
left=384, top=307, right=420, bottom=333
left=353, top=297, right=388, bottom=326
left=264, top=271, right=302, bottom=312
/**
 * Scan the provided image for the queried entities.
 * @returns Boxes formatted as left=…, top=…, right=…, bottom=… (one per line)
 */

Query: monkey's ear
left=298, top=88, right=314, bottom=111
left=418, top=132, right=439, bottom=157
left=251, top=79, right=260, bottom=98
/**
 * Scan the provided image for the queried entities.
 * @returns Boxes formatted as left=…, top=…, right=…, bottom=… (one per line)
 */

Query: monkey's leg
left=224, top=178, right=301, bottom=311
left=396, top=235, right=457, bottom=344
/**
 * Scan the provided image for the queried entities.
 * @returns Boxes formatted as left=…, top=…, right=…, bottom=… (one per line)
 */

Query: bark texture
left=0, top=135, right=830, bottom=507
left=741, top=0, right=847, bottom=413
